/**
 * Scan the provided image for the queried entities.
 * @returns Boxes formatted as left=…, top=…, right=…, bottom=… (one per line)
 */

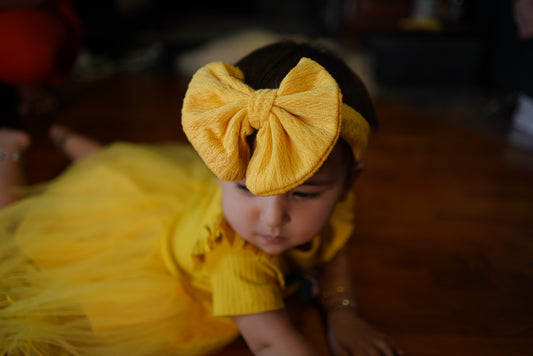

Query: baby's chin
left=242, top=235, right=291, bottom=255
left=257, top=244, right=290, bottom=255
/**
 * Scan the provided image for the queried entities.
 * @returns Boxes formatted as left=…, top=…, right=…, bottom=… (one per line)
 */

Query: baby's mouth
left=259, top=234, right=286, bottom=245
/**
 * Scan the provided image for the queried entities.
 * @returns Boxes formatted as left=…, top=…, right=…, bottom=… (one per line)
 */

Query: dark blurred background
left=2, top=0, right=532, bottom=150
left=76, top=0, right=519, bottom=88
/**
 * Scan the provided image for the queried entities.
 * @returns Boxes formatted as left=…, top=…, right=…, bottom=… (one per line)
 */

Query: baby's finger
left=332, top=344, right=351, bottom=356
left=373, top=338, right=403, bottom=356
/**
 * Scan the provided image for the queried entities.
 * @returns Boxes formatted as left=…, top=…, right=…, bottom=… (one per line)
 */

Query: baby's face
left=219, top=146, right=353, bottom=255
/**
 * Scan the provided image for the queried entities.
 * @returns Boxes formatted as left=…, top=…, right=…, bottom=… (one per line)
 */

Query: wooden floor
left=18, top=73, right=533, bottom=356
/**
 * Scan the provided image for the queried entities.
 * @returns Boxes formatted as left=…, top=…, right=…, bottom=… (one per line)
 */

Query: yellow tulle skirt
left=0, top=142, right=239, bottom=356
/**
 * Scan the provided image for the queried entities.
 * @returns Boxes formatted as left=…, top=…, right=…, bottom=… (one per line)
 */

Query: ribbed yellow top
left=163, top=152, right=356, bottom=316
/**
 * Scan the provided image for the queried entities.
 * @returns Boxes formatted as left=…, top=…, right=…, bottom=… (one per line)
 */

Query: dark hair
left=235, top=40, right=378, bottom=129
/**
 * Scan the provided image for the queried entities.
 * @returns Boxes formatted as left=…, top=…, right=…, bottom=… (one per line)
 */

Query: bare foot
left=0, top=128, right=31, bottom=209
left=0, top=128, right=31, bottom=152
left=49, top=124, right=102, bottom=161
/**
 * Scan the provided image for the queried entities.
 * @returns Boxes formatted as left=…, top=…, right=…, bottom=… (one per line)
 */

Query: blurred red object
left=0, top=0, right=83, bottom=87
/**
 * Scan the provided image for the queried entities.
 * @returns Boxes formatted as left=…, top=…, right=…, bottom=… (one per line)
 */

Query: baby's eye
left=292, top=191, right=320, bottom=199
left=236, top=183, right=251, bottom=193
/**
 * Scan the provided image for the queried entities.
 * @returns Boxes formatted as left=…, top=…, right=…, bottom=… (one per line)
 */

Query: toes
left=0, top=128, right=31, bottom=151
left=49, top=124, right=72, bottom=150
left=49, top=124, right=70, bottom=142
left=48, top=124, right=102, bottom=160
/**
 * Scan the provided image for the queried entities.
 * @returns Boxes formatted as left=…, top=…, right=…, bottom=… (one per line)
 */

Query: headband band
left=182, top=57, right=370, bottom=196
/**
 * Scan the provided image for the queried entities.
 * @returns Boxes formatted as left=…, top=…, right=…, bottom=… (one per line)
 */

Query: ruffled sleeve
left=206, top=230, right=287, bottom=316
left=163, top=183, right=288, bottom=317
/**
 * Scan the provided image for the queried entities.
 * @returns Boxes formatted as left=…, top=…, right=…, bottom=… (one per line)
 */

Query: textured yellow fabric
left=182, top=57, right=370, bottom=196
left=162, top=149, right=356, bottom=316
left=207, top=232, right=287, bottom=316
left=1, top=143, right=238, bottom=356
left=0, top=142, right=356, bottom=355
left=341, top=104, right=370, bottom=161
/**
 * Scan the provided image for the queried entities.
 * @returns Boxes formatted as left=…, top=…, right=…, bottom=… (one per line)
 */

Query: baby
left=0, top=40, right=402, bottom=356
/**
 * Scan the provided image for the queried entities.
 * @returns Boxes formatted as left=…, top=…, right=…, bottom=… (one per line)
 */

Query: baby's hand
left=326, top=309, right=403, bottom=356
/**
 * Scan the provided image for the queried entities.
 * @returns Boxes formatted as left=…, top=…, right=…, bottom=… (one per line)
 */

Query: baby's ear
left=340, top=160, right=366, bottom=201
left=349, top=160, right=366, bottom=184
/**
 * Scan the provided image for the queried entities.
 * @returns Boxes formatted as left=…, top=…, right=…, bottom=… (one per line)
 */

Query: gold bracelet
left=324, top=298, right=359, bottom=313
left=320, top=285, right=358, bottom=313
left=321, top=285, right=347, bottom=300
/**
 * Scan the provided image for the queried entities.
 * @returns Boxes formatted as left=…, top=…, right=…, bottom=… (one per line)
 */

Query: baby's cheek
left=294, top=215, right=326, bottom=242
left=229, top=203, right=257, bottom=236
left=306, top=208, right=334, bottom=235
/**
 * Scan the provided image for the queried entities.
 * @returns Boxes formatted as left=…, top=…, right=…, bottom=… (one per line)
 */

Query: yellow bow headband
left=182, top=57, right=370, bottom=196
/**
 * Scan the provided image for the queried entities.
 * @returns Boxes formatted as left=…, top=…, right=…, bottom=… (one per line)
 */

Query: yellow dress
left=0, top=142, right=356, bottom=356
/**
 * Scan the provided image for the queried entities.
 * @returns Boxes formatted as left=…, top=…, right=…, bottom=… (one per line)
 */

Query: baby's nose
left=260, top=195, right=290, bottom=229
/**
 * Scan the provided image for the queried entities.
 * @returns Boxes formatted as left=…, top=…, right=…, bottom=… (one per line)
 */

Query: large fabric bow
left=182, top=57, right=367, bottom=196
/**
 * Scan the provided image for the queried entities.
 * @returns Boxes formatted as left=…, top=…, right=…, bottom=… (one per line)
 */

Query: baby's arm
left=317, top=249, right=403, bottom=356
left=233, top=309, right=319, bottom=356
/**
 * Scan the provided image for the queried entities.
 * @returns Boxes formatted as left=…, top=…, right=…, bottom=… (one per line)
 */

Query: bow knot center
left=247, top=89, right=277, bottom=129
